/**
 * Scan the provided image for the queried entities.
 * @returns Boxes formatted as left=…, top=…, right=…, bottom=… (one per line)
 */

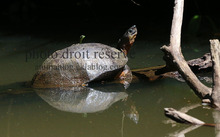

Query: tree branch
left=210, top=39, right=220, bottom=108
left=161, top=0, right=211, bottom=99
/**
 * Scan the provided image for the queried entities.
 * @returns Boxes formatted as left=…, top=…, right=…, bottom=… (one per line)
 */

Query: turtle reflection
left=36, top=86, right=139, bottom=124
left=36, top=87, right=127, bottom=113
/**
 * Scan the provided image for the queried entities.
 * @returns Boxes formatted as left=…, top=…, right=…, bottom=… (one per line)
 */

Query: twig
left=130, top=0, right=141, bottom=6
left=7, top=99, right=13, bottom=137
left=121, top=111, right=125, bottom=137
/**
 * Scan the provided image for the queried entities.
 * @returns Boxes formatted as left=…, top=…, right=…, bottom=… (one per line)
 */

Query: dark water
left=0, top=31, right=217, bottom=137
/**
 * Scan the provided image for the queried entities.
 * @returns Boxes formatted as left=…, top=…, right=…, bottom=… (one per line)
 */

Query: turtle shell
left=32, top=43, right=128, bottom=88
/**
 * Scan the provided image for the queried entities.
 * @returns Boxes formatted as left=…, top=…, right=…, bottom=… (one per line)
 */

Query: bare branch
left=161, top=0, right=212, bottom=99
left=130, top=0, right=141, bottom=6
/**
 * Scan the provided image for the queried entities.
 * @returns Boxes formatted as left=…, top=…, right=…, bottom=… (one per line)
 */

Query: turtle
left=31, top=25, right=137, bottom=88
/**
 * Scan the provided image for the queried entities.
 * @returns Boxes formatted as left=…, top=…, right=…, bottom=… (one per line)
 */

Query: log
left=210, top=39, right=220, bottom=109
left=163, top=104, right=201, bottom=126
left=132, top=53, right=213, bottom=82
left=164, top=108, right=205, bottom=125
left=164, top=108, right=216, bottom=127
left=187, top=53, right=212, bottom=73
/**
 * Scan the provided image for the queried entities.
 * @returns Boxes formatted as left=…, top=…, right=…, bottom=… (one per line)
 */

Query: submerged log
left=132, top=65, right=165, bottom=81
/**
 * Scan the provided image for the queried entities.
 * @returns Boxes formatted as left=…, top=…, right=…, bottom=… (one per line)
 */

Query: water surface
left=0, top=31, right=216, bottom=137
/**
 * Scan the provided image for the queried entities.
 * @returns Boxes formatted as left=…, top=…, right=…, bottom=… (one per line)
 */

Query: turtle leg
left=119, top=69, right=129, bottom=79
left=116, top=65, right=132, bottom=89
left=121, top=49, right=127, bottom=56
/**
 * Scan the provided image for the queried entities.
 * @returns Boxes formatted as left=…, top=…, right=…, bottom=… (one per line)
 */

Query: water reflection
left=164, top=103, right=202, bottom=137
left=36, top=85, right=139, bottom=125
left=213, top=110, right=220, bottom=137
left=36, top=87, right=128, bottom=113
left=168, top=125, right=202, bottom=137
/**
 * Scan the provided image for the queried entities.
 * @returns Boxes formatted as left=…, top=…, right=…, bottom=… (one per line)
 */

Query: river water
left=0, top=29, right=217, bottom=137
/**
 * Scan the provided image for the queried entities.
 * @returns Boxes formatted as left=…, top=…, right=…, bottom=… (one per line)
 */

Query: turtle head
left=117, top=25, right=137, bottom=56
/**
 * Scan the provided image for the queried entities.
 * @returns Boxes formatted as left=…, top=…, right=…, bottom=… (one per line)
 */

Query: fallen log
left=131, top=53, right=213, bottom=82
left=164, top=108, right=205, bottom=125
left=164, top=108, right=215, bottom=127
